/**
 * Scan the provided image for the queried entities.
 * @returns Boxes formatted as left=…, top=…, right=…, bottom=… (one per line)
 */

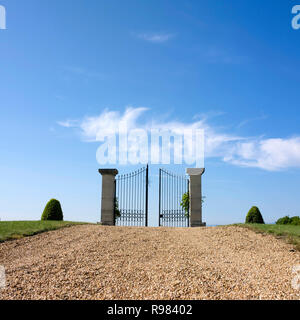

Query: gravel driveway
left=0, top=225, right=299, bottom=300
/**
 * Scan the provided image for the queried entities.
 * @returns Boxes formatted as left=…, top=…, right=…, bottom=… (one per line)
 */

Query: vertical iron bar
left=181, top=175, right=183, bottom=227
left=168, top=172, right=170, bottom=227
left=130, top=172, right=132, bottom=227
left=187, top=178, right=190, bottom=227
left=134, top=172, right=139, bottom=225
left=145, top=164, right=149, bottom=227
left=166, top=171, right=168, bottom=227
left=162, top=170, right=164, bottom=227
left=130, top=173, right=132, bottom=227
left=114, top=178, right=116, bottom=226
left=140, top=169, right=142, bottom=226
left=172, top=173, right=174, bottom=227
left=137, top=171, right=139, bottom=226
left=176, top=175, right=178, bottom=227
left=142, top=169, right=144, bottom=226
left=127, top=173, right=129, bottom=226
left=122, top=175, right=125, bottom=226
left=163, top=170, right=165, bottom=227
left=159, top=168, right=161, bottom=227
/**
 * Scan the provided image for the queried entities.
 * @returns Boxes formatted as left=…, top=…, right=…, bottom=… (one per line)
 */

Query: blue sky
left=1, top=0, right=300, bottom=225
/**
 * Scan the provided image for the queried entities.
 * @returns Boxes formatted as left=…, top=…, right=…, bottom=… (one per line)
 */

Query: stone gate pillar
left=186, top=168, right=206, bottom=227
left=98, top=169, right=118, bottom=226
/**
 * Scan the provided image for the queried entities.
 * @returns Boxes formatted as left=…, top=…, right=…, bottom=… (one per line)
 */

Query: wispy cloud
left=57, top=119, right=80, bottom=128
left=136, top=33, right=175, bottom=43
left=58, top=107, right=300, bottom=171
left=74, top=107, right=148, bottom=141
left=237, top=114, right=268, bottom=129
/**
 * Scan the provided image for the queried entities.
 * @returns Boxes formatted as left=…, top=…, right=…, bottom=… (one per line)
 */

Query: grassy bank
left=0, top=221, right=87, bottom=242
left=237, top=223, right=300, bottom=250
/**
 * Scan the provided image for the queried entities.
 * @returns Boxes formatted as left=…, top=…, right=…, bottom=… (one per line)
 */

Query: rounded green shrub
left=276, top=216, right=291, bottom=225
left=276, top=215, right=300, bottom=226
left=41, top=199, right=63, bottom=221
left=245, top=206, right=265, bottom=224
left=290, top=216, right=300, bottom=226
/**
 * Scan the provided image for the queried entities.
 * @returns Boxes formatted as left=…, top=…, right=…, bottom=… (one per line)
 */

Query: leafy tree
left=41, top=199, right=63, bottom=221
left=180, top=192, right=205, bottom=218
left=276, top=215, right=300, bottom=226
left=276, top=216, right=291, bottom=225
left=114, top=198, right=121, bottom=220
left=180, top=192, right=190, bottom=218
left=245, top=206, right=265, bottom=224
left=290, top=216, right=300, bottom=226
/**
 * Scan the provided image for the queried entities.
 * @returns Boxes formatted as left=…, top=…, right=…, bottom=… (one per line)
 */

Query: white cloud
left=137, top=33, right=175, bottom=43
left=226, top=138, right=300, bottom=171
left=76, top=107, right=148, bottom=141
left=58, top=107, right=300, bottom=171
left=57, top=119, right=79, bottom=128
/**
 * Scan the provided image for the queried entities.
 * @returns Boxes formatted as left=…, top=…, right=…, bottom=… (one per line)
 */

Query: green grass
left=236, top=223, right=300, bottom=250
left=0, top=221, right=87, bottom=242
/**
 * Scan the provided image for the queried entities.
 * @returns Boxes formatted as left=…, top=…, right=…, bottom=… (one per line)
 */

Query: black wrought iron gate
left=114, top=166, right=189, bottom=227
left=159, top=169, right=190, bottom=227
left=114, top=165, right=148, bottom=226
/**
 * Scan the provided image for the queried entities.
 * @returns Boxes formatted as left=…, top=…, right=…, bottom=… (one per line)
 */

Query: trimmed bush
left=245, top=206, right=265, bottom=224
left=41, top=199, right=63, bottom=221
left=276, top=216, right=291, bottom=225
left=276, top=215, right=300, bottom=226
left=290, top=216, right=300, bottom=226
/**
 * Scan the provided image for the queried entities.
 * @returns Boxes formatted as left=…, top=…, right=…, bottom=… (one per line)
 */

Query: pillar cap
left=98, top=169, right=118, bottom=176
left=186, top=168, right=205, bottom=176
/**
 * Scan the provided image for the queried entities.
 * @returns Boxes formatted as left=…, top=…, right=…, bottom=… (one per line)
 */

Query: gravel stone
left=0, top=225, right=299, bottom=300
